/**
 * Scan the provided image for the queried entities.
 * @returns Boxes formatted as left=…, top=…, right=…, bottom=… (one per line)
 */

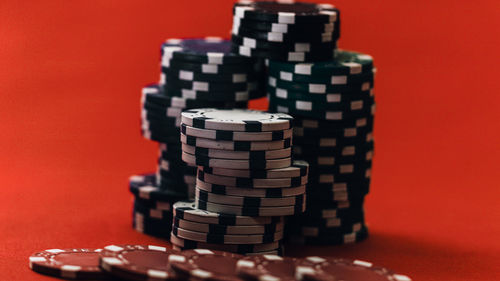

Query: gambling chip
left=161, top=37, right=253, bottom=64
left=236, top=255, right=300, bottom=281
left=29, top=248, right=106, bottom=280
left=170, top=235, right=283, bottom=255
left=99, top=244, right=177, bottom=280
left=296, top=257, right=412, bottom=281
left=168, top=249, right=243, bottom=281
left=181, top=108, right=293, bottom=132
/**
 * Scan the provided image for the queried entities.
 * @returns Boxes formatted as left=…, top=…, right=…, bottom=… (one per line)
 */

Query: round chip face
left=168, top=249, right=243, bottom=281
left=29, top=248, right=106, bottom=280
left=162, top=37, right=250, bottom=64
left=237, top=255, right=299, bottom=281
left=296, top=257, right=412, bottom=281
left=181, top=108, right=293, bottom=132
left=99, top=244, right=177, bottom=281
left=234, top=1, right=339, bottom=24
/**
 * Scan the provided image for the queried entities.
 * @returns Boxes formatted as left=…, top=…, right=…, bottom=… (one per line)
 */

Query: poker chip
left=181, top=123, right=293, bottom=141
left=268, top=76, right=374, bottom=94
left=287, top=225, right=369, bottom=245
left=129, top=174, right=188, bottom=202
left=296, top=256, right=412, bottom=281
left=233, top=1, right=339, bottom=24
left=163, top=59, right=257, bottom=74
left=198, top=169, right=307, bottom=188
left=232, top=44, right=335, bottom=62
left=181, top=108, right=293, bottom=132
left=195, top=198, right=306, bottom=217
left=164, top=87, right=264, bottom=102
left=29, top=249, right=106, bottom=280
left=164, top=76, right=259, bottom=93
left=200, top=160, right=309, bottom=178
left=231, top=34, right=337, bottom=53
left=232, top=16, right=336, bottom=34
left=168, top=249, right=243, bottom=281
left=268, top=67, right=375, bottom=84
left=270, top=51, right=373, bottom=75
left=173, top=216, right=284, bottom=235
left=182, top=143, right=292, bottom=160
left=196, top=187, right=305, bottom=208
left=170, top=235, right=282, bottom=254
left=173, top=201, right=282, bottom=226
left=161, top=37, right=252, bottom=64
left=99, top=245, right=177, bottom=280
left=172, top=226, right=283, bottom=244
left=236, top=255, right=299, bottom=281
left=196, top=178, right=307, bottom=198
left=181, top=134, right=292, bottom=151
left=182, top=151, right=292, bottom=169
left=232, top=26, right=336, bottom=43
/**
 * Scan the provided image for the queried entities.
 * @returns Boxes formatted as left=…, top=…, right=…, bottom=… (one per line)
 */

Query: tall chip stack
left=172, top=108, right=309, bottom=255
left=132, top=38, right=266, bottom=240
left=229, top=1, right=375, bottom=245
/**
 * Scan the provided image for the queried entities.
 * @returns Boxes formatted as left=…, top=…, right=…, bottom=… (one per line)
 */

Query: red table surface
left=1, top=1, right=499, bottom=280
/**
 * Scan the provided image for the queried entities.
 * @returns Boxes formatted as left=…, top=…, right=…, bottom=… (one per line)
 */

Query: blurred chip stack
left=133, top=38, right=266, bottom=239
left=230, top=1, right=340, bottom=62
left=268, top=51, right=375, bottom=245
left=227, top=1, right=375, bottom=245
left=171, top=108, right=309, bottom=255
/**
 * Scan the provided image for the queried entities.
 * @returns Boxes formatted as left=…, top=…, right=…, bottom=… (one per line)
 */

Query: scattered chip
left=99, top=244, right=177, bottom=280
left=168, top=249, right=243, bottom=281
left=29, top=248, right=106, bottom=280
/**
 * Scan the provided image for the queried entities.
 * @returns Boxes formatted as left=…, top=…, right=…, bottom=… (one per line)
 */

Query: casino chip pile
left=267, top=52, right=375, bottom=244
left=231, top=1, right=340, bottom=62
left=29, top=246, right=412, bottom=281
left=171, top=108, right=309, bottom=255
left=135, top=37, right=266, bottom=239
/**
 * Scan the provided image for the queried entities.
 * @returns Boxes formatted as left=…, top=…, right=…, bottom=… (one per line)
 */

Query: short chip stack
left=230, top=1, right=340, bottom=62
left=134, top=38, right=266, bottom=239
left=267, top=51, right=376, bottom=244
left=171, top=108, right=309, bottom=255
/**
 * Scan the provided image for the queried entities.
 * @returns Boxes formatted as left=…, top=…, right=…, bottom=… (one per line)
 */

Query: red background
left=1, top=1, right=499, bottom=280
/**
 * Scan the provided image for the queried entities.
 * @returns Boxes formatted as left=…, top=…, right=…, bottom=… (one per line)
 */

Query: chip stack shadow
left=172, top=108, right=309, bottom=255
left=132, top=37, right=266, bottom=240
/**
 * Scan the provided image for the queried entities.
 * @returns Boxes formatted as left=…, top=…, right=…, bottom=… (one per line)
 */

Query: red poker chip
left=99, top=244, right=178, bottom=280
left=295, top=256, right=412, bottom=281
left=29, top=248, right=107, bottom=280
left=168, top=249, right=243, bottom=281
left=236, top=254, right=299, bottom=281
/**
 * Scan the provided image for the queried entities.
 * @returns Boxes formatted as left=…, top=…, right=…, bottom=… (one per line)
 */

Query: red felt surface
left=1, top=0, right=499, bottom=280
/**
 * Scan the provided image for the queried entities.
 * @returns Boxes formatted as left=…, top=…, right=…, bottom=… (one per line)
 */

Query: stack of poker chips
left=133, top=38, right=266, bottom=239
left=267, top=51, right=376, bottom=244
left=170, top=108, right=309, bottom=255
left=230, top=1, right=339, bottom=62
